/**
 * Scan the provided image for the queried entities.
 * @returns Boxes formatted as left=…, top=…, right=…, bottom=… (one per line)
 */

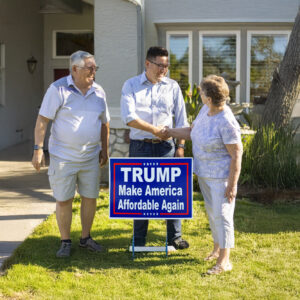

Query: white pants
left=198, top=177, right=235, bottom=249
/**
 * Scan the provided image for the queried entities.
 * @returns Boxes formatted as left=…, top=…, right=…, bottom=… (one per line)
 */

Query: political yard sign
left=109, top=158, right=193, bottom=219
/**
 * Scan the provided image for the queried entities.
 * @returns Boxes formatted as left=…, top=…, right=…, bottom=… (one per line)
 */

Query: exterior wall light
left=27, top=56, right=37, bottom=74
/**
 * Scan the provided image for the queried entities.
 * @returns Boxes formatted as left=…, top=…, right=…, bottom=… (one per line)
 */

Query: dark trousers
left=129, top=139, right=182, bottom=245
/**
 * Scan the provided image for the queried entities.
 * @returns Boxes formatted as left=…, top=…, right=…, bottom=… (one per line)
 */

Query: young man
left=120, top=46, right=189, bottom=249
left=32, top=50, right=110, bottom=257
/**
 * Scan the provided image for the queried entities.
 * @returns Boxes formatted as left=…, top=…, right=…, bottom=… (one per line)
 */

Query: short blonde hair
left=200, top=75, right=230, bottom=106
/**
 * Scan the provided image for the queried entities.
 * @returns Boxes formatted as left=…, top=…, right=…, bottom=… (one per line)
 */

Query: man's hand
left=32, top=114, right=50, bottom=172
left=154, top=126, right=170, bottom=140
left=175, top=147, right=184, bottom=157
left=32, top=149, right=44, bottom=172
left=99, top=150, right=108, bottom=167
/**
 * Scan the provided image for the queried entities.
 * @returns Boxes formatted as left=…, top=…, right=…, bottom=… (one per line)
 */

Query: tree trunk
left=262, top=8, right=300, bottom=128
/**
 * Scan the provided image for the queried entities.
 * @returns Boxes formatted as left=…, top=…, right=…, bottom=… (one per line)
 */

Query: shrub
left=241, top=124, right=300, bottom=189
left=183, top=84, right=202, bottom=159
left=239, top=132, right=255, bottom=185
left=184, top=83, right=202, bottom=125
left=183, top=84, right=202, bottom=192
left=192, top=174, right=200, bottom=192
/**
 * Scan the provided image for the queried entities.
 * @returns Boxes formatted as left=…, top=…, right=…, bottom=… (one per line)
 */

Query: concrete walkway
left=0, top=141, right=55, bottom=269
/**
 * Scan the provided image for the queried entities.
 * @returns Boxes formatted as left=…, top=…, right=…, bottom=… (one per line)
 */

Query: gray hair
left=69, top=50, right=94, bottom=71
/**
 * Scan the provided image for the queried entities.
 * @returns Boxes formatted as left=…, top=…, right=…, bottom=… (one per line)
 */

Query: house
left=0, top=0, right=299, bottom=179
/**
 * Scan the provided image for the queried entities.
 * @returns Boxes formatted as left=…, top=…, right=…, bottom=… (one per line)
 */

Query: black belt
left=131, top=138, right=172, bottom=144
left=143, top=138, right=163, bottom=144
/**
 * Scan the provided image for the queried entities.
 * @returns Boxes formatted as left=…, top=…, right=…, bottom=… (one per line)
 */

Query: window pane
left=250, top=34, right=288, bottom=101
left=56, top=32, right=94, bottom=56
left=202, top=35, right=236, bottom=101
left=169, top=35, right=189, bottom=91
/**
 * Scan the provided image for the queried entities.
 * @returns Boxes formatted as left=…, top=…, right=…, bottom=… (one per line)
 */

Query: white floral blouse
left=191, top=104, right=241, bottom=179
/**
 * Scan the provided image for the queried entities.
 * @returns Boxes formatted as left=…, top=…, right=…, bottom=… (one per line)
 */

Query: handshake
left=154, top=126, right=172, bottom=141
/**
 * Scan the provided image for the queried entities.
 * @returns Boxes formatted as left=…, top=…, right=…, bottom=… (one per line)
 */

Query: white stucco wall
left=94, top=0, right=140, bottom=128
left=0, top=0, right=43, bottom=150
left=43, top=3, right=94, bottom=91
left=144, top=0, right=299, bottom=49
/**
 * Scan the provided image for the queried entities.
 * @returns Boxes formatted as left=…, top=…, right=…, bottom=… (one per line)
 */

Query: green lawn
left=0, top=192, right=300, bottom=299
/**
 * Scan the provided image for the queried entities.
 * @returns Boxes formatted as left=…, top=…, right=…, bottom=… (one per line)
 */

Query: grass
left=0, top=191, right=300, bottom=299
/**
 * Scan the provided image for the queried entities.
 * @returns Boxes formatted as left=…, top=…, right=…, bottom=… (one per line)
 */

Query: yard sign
left=109, top=158, right=193, bottom=219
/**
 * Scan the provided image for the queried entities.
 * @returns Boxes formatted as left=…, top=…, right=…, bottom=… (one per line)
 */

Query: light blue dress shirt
left=39, top=75, right=110, bottom=162
left=120, top=72, right=189, bottom=140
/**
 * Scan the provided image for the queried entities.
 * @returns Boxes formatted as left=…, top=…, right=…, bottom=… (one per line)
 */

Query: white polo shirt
left=39, top=75, right=110, bottom=162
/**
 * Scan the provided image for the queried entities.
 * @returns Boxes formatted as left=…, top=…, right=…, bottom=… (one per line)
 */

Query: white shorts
left=48, top=155, right=100, bottom=201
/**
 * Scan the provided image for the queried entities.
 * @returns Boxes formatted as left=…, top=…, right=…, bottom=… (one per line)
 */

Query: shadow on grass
left=189, top=194, right=300, bottom=235
left=234, top=199, right=300, bottom=234
left=3, top=194, right=299, bottom=274
left=192, top=190, right=300, bottom=234
left=2, top=232, right=198, bottom=273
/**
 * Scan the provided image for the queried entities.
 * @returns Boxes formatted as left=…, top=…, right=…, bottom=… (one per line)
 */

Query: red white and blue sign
left=109, top=158, right=193, bottom=219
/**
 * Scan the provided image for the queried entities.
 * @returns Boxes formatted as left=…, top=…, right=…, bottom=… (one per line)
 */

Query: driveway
left=0, top=141, right=55, bottom=269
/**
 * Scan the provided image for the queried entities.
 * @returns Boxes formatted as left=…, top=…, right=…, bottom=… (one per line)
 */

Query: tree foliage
left=169, top=49, right=189, bottom=92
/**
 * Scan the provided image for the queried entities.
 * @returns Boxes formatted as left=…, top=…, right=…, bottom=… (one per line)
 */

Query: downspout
left=125, top=0, right=144, bottom=74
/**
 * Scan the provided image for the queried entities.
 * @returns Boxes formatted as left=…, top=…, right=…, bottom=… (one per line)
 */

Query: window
left=247, top=31, right=290, bottom=102
left=166, top=31, right=192, bottom=92
left=0, top=43, right=5, bottom=106
left=53, top=30, right=94, bottom=58
left=199, top=31, right=240, bottom=103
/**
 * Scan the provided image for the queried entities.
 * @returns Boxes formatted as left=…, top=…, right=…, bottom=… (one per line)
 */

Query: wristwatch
left=177, top=143, right=185, bottom=150
left=33, top=145, right=43, bottom=150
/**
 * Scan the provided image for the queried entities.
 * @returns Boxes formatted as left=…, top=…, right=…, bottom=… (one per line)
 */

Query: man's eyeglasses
left=148, top=60, right=170, bottom=69
left=77, top=65, right=99, bottom=73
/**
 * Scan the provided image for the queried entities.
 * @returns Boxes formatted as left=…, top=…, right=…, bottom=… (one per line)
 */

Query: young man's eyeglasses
left=77, top=65, right=99, bottom=73
left=148, top=60, right=170, bottom=69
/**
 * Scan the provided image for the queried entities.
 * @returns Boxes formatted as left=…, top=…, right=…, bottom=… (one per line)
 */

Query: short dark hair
left=146, top=46, right=169, bottom=61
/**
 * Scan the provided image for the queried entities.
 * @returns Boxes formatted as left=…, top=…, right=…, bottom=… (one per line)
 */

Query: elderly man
left=32, top=50, right=110, bottom=257
left=120, top=46, right=189, bottom=250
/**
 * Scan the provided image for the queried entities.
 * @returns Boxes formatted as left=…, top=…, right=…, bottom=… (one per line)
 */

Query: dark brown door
left=54, top=69, right=69, bottom=81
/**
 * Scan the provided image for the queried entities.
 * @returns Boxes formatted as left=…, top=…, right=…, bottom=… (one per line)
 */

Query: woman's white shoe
left=206, top=262, right=232, bottom=275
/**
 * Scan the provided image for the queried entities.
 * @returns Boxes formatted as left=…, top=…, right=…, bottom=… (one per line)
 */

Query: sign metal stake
left=165, top=230, right=168, bottom=257
left=132, top=224, right=135, bottom=260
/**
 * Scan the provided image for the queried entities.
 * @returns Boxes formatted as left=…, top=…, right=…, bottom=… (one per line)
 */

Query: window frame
left=199, top=30, right=241, bottom=103
left=52, top=29, right=94, bottom=59
left=246, top=30, right=291, bottom=103
left=166, top=31, right=193, bottom=88
left=0, top=43, right=5, bottom=107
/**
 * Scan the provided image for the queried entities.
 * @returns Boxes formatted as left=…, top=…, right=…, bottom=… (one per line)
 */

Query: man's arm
left=127, top=119, right=166, bottom=139
left=175, top=139, right=185, bottom=157
left=32, top=115, right=50, bottom=172
left=99, top=122, right=110, bottom=167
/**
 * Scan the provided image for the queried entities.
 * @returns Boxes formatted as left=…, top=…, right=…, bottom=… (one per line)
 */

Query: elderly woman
left=165, top=75, right=243, bottom=275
